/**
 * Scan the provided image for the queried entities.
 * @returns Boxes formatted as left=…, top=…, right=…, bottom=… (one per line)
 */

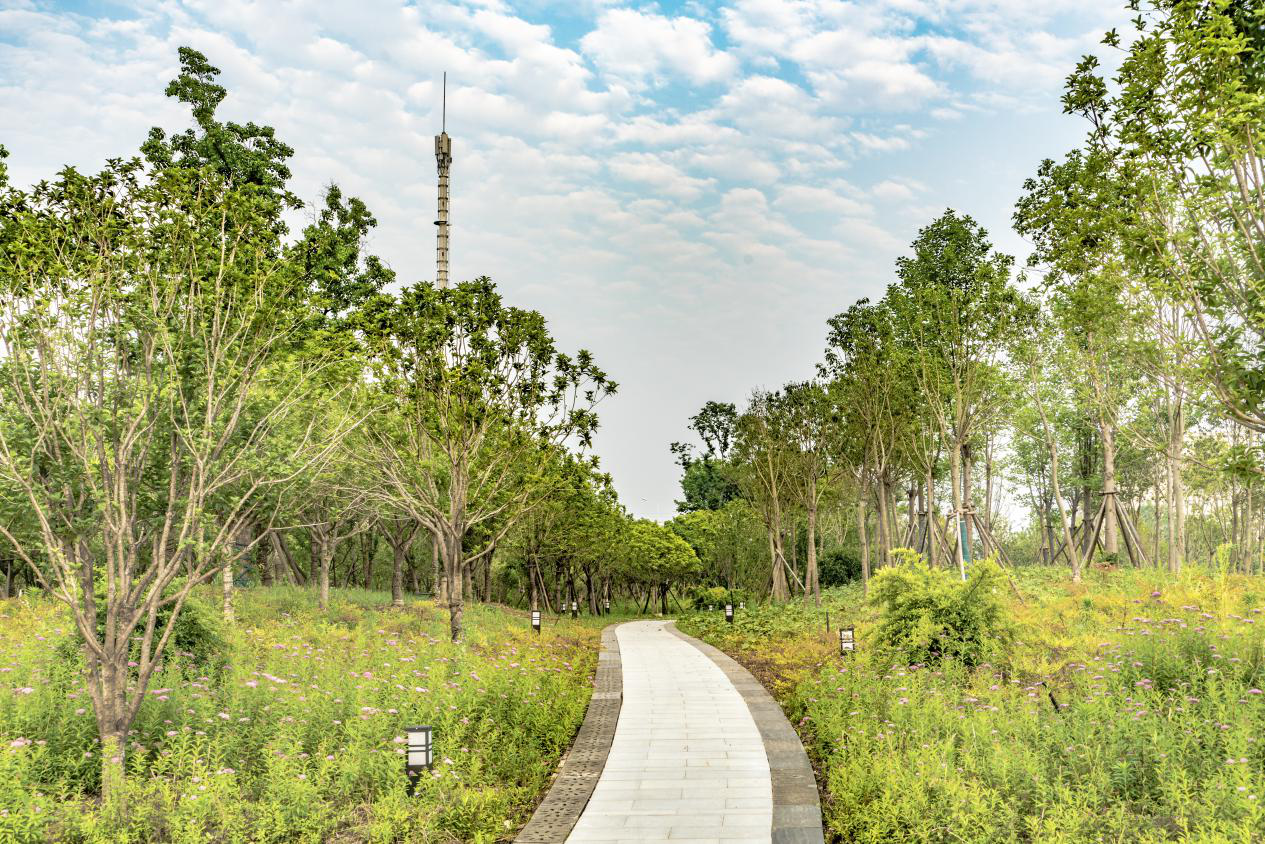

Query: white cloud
left=0, top=0, right=1132, bottom=520
left=581, top=9, right=737, bottom=90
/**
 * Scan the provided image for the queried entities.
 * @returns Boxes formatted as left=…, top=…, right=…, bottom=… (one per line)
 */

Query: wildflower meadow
left=0, top=587, right=597, bottom=843
left=680, top=566, right=1265, bottom=842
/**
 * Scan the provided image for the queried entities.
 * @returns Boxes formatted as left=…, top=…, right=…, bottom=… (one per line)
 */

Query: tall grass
left=0, top=586, right=598, bottom=843
left=680, top=567, right=1265, bottom=842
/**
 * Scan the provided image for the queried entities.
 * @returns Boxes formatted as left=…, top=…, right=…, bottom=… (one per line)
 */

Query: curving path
left=518, top=620, right=823, bottom=844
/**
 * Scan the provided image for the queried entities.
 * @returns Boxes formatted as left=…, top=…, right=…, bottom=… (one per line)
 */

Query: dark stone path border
left=667, top=623, right=826, bottom=844
left=516, top=624, right=623, bottom=843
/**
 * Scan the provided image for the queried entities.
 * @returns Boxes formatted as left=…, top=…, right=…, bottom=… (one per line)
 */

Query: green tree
left=364, top=278, right=614, bottom=642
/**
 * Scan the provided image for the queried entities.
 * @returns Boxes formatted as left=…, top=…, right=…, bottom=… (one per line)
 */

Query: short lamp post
left=708, top=604, right=715, bottom=612
left=531, top=610, right=541, bottom=634
left=406, top=725, right=433, bottom=795
left=839, top=627, right=855, bottom=655
left=571, top=600, right=579, bottom=619
left=604, top=598, right=610, bottom=614
left=725, top=604, right=734, bottom=624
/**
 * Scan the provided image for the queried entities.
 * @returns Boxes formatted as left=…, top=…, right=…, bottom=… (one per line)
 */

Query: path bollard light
left=406, top=725, right=433, bottom=795
left=725, top=604, right=734, bottom=624
left=604, top=598, right=610, bottom=614
left=839, top=627, right=855, bottom=655
left=739, top=601, right=745, bottom=610
left=571, top=600, right=578, bottom=619
left=531, top=610, right=541, bottom=634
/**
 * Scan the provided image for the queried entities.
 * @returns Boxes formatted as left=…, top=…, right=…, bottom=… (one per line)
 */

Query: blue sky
left=0, top=0, right=1131, bottom=519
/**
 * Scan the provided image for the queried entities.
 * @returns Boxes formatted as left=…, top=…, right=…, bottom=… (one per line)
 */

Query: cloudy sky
left=0, top=0, right=1129, bottom=519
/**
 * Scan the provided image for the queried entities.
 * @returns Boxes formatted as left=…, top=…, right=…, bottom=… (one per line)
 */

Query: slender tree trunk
left=432, top=538, right=443, bottom=603
left=950, top=443, right=966, bottom=580
left=856, top=495, right=871, bottom=597
left=805, top=495, right=820, bottom=607
left=769, top=527, right=789, bottom=602
left=443, top=529, right=464, bottom=642
left=363, top=533, right=376, bottom=590
left=925, top=465, right=937, bottom=569
left=387, top=523, right=416, bottom=608
left=962, top=445, right=974, bottom=555
left=318, top=531, right=333, bottom=610
left=259, top=523, right=274, bottom=588
left=1082, top=432, right=1092, bottom=564
left=874, top=482, right=890, bottom=568
left=222, top=560, right=234, bottom=621
left=984, top=436, right=995, bottom=535
left=309, top=531, right=320, bottom=586
left=1168, top=390, right=1186, bottom=574
left=1102, top=419, right=1120, bottom=556
left=1152, top=466, right=1161, bottom=568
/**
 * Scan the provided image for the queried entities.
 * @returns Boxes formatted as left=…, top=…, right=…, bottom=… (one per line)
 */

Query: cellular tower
left=434, top=72, right=452, bottom=288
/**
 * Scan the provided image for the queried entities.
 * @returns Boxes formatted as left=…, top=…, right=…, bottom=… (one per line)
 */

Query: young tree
left=364, top=278, right=614, bottom=642
left=888, top=211, right=1024, bottom=579
left=0, top=157, right=329, bottom=802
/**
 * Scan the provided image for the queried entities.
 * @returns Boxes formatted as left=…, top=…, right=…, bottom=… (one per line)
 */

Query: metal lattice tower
left=434, top=72, right=452, bottom=288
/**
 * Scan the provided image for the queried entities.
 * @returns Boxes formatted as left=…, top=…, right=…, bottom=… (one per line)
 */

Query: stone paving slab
left=665, top=624, right=824, bottom=844
left=568, top=621, right=774, bottom=843
left=519, top=620, right=824, bottom=844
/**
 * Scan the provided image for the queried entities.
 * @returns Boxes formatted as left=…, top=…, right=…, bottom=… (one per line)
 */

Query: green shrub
left=686, top=585, right=750, bottom=609
left=869, top=555, right=1013, bottom=667
left=53, top=591, right=229, bottom=679
left=819, top=549, right=861, bottom=587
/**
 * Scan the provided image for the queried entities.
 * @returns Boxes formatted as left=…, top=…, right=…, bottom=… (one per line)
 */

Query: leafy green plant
left=868, top=556, right=1014, bottom=668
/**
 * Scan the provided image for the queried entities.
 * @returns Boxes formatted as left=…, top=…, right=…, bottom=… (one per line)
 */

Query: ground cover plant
left=679, top=564, right=1265, bottom=843
left=0, top=587, right=601, bottom=843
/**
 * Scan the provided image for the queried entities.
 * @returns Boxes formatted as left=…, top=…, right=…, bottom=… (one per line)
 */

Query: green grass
left=0, top=586, right=608, bottom=843
left=679, top=566, right=1265, bottom=843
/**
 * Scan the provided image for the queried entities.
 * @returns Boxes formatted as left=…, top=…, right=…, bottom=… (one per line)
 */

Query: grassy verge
left=678, top=567, right=1265, bottom=843
left=0, top=586, right=610, bottom=843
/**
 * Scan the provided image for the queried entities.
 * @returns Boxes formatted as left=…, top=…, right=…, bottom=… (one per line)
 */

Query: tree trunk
left=950, top=443, right=966, bottom=580
left=432, top=538, right=444, bottom=604
left=222, top=560, right=234, bottom=621
left=443, top=530, right=464, bottom=642
left=386, top=523, right=417, bottom=608
left=856, top=495, right=871, bottom=597
left=983, top=436, right=995, bottom=535
left=258, top=524, right=274, bottom=587
left=962, top=445, right=974, bottom=556
left=318, top=532, right=333, bottom=610
left=769, top=527, right=789, bottom=602
left=874, top=481, right=890, bottom=568
left=309, top=531, right=320, bottom=586
left=1168, top=390, right=1186, bottom=573
left=363, top=533, right=376, bottom=590
left=925, top=465, right=937, bottom=569
left=1102, top=419, right=1120, bottom=556
left=804, top=497, right=820, bottom=607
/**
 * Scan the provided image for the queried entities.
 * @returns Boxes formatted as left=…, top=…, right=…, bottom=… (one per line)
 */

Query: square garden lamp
left=839, top=627, right=855, bottom=655
left=725, top=604, right=734, bottom=624
left=739, top=601, right=745, bottom=610
left=570, top=600, right=578, bottom=619
left=604, top=598, right=610, bottom=613
left=531, top=610, right=541, bottom=634
left=406, top=725, right=433, bottom=794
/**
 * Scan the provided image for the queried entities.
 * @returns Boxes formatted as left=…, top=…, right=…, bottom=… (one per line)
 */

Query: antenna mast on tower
left=434, top=72, right=452, bottom=288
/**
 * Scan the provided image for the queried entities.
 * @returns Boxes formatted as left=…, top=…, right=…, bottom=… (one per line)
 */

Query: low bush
left=868, top=555, right=1014, bottom=668
left=819, top=549, right=861, bottom=587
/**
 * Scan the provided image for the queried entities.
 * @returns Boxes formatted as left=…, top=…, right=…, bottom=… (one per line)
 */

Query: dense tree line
left=671, top=1, right=1265, bottom=601
left=0, top=49, right=700, bottom=800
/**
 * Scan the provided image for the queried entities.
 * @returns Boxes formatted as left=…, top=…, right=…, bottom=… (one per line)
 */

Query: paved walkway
left=567, top=620, right=773, bottom=843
